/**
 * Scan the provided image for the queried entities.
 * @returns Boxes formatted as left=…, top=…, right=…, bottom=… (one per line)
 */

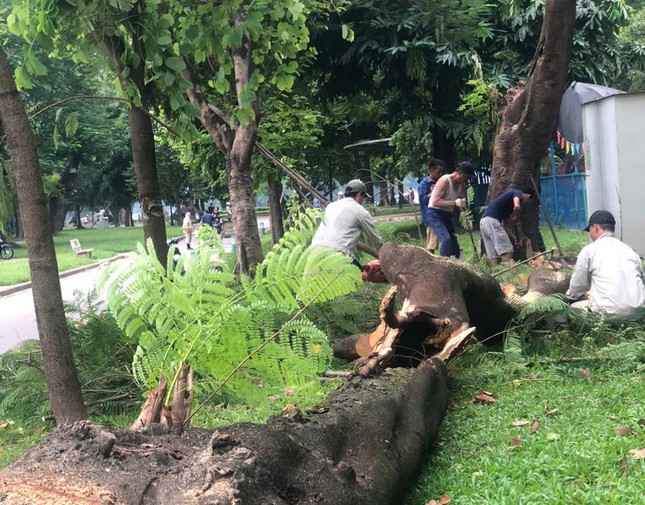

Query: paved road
left=0, top=263, right=118, bottom=355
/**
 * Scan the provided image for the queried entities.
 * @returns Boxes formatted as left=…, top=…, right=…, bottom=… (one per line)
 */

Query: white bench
left=70, top=239, right=94, bottom=258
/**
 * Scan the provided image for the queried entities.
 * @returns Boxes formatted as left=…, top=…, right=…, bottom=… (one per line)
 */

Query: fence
left=539, top=173, right=587, bottom=230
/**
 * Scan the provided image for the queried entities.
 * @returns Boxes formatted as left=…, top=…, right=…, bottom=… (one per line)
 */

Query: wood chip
left=511, top=420, right=530, bottom=427
left=628, top=448, right=645, bottom=459
left=616, top=426, right=634, bottom=437
left=530, top=420, right=540, bottom=434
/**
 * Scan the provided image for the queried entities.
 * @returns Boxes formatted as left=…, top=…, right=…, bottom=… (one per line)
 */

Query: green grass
left=0, top=225, right=185, bottom=286
left=404, top=350, right=645, bottom=505
left=0, top=422, right=49, bottom=468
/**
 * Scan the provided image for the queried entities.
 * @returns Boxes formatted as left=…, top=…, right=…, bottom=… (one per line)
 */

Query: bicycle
left=0, top=239, right=14, bottom=260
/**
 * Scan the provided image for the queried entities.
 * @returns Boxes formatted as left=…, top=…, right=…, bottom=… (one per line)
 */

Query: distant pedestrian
left=213, top=207, right=223, bottom=235
left=182, top=211, right=193, bottom=250
left=225, top=202, right=232, bottom=221
left=313, top=197, right=322, bottom=209
left=198, top=206, right=214, bottom=229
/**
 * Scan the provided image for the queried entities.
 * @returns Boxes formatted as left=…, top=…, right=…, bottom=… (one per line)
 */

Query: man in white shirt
left=566, top=210, right=645, bottom=316
left=312, top=179, right=382, bottom=262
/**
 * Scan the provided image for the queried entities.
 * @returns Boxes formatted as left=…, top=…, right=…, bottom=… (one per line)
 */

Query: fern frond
left=595, top=340, right=645, bottom=363
left=514, top=294, right=571, bottom=323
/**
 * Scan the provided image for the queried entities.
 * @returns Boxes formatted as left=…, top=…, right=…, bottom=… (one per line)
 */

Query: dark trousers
left=427, top=208, right=460, bottom=257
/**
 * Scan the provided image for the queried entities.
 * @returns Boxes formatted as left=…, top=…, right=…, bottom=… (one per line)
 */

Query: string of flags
left=556, top=131, right=584, bottom=155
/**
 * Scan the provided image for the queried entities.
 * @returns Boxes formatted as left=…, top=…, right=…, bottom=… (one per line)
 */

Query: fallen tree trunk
left=334, top=243, right=570, bottom=373
left=0, top=361, right=448, bottom=505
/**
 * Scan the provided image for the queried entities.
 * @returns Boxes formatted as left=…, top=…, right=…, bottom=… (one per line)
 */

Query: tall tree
left=9, top=0, right=168, bottom=262
left=0, top=44, right=86, bottom=423
left=488, top=0, right=576, bottom=252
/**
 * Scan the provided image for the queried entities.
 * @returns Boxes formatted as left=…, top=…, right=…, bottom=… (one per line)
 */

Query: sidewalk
left=0, top=253, right=130, bottom=299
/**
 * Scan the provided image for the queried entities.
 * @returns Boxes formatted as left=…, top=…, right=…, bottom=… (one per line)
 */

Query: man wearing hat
left=312, top=179, right=382, bottom=261
left=566, top=210, right=645, bottom=316
left=427, top=161, right=475, bottom=257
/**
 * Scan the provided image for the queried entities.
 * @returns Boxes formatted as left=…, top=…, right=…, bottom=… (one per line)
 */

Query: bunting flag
left=556, top=131, right=562, bottom=144
left=566, top=141, right=570, bottom=154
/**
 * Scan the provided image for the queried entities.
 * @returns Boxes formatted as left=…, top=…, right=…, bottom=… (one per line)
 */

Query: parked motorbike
left=0, top=238, right=14, bottom=260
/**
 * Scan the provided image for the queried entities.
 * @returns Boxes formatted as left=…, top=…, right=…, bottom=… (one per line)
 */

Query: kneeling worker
left=566, top=210, right=645, bottom=317
left=480, top=187, right=535, bottom=264
left=312, top=179, right=382, bottom=265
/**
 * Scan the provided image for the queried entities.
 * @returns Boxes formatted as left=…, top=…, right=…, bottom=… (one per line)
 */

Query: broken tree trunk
left=334, top=243, right=570, bottom=374
left=0, top=361, right=448, bottom=505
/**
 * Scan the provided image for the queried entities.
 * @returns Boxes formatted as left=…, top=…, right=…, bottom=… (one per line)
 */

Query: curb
left=0, top=253, right=130, bottom=299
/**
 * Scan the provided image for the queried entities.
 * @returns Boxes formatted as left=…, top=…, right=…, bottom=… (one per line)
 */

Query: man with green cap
left=312, top=179, right=382, bottom=262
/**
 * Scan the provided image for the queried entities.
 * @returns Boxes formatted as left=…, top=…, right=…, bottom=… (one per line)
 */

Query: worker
left=427, top=161, right=475, bottom=257
left=566, top=210, right=645, bottom=316
left=312, top=179, right=382, bottom=265
left=417, top=158, right=445, bottom=254
left=480, top=187, right=535, bottom=264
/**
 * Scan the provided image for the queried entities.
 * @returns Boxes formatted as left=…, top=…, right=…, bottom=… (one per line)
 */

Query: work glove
left=454, top=198, right=466, bottom=209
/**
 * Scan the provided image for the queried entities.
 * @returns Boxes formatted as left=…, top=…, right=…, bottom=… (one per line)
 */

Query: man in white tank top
left=427, top=161, right=474, bottom=257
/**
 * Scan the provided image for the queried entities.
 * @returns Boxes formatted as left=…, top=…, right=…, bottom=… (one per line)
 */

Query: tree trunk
left=0, top=361, right=448, bottom=505
left=0, top=46, right=87, bottom=423
left=47, top=196, right=66, bottom=232
left=101, top=26, right=168, bottom=264
left=488, top=0, right=575, bottom=253
left=333, top=243, right=570, bottom=373
left=128, top=106, right=168, bottom=263
left=182, top=11, right=264, bottom=274
left=75, top=205, right=82, bottom=229
left=268, top=176, right=285, bottom=245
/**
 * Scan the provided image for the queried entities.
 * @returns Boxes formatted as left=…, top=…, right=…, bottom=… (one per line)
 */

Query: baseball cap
left=584, top=210, right=615, bottom=231
left=345, top=179, right=371, bottom=197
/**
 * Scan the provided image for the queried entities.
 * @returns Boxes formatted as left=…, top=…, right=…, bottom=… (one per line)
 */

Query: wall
left=583, top=93, right=645, bottom=255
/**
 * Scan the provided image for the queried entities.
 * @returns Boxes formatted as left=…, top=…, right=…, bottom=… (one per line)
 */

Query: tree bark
left=0, top=45, right=87, bottom=423
left=268, top=176, right=285, bottom=245
left=183, top=11, right=264, bottom=274
left=488, top=0, right=575, bottom=253
left=333, top=244, right=570, bottom=371
left=0, top=361, right=448, bottom=505
left=101, top=26, right=168, bottom=264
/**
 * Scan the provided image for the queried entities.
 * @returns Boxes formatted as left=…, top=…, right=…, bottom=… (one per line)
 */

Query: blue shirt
left=201, top=213, right=213, bottom=227
left=482, top=189, right=523, bottom=221
left=417, top=176, right=438, bottom=226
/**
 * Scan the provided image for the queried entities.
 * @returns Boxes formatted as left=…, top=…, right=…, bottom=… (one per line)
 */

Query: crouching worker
left=311, top=179, right=382, bottom=268
left=480, top=187, right=535, bottom=264
left=566, top=210, right=645, bottom=317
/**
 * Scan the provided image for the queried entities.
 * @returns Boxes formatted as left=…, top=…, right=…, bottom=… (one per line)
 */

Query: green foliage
left=0, top=161, right=15, bottom=234
left=457, top=79, right=500, bottom=155
left=99, top=210, right=362, bottom=411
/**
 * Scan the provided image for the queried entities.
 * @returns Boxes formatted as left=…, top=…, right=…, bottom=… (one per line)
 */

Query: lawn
left=0, top=225, right=184, bottom=286
left=404, top=340, right=645, bottom=505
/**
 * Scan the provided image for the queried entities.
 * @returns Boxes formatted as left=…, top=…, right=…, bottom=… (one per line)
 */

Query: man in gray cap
left=566, top=210, right=645, bottom=316
left=312, top=179, right=382, bottom=262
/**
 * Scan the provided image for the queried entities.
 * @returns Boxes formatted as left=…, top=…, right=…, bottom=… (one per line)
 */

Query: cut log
left=333, top=243, right=571, bottom=373
left=0, top=360, right=448, bottom=505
